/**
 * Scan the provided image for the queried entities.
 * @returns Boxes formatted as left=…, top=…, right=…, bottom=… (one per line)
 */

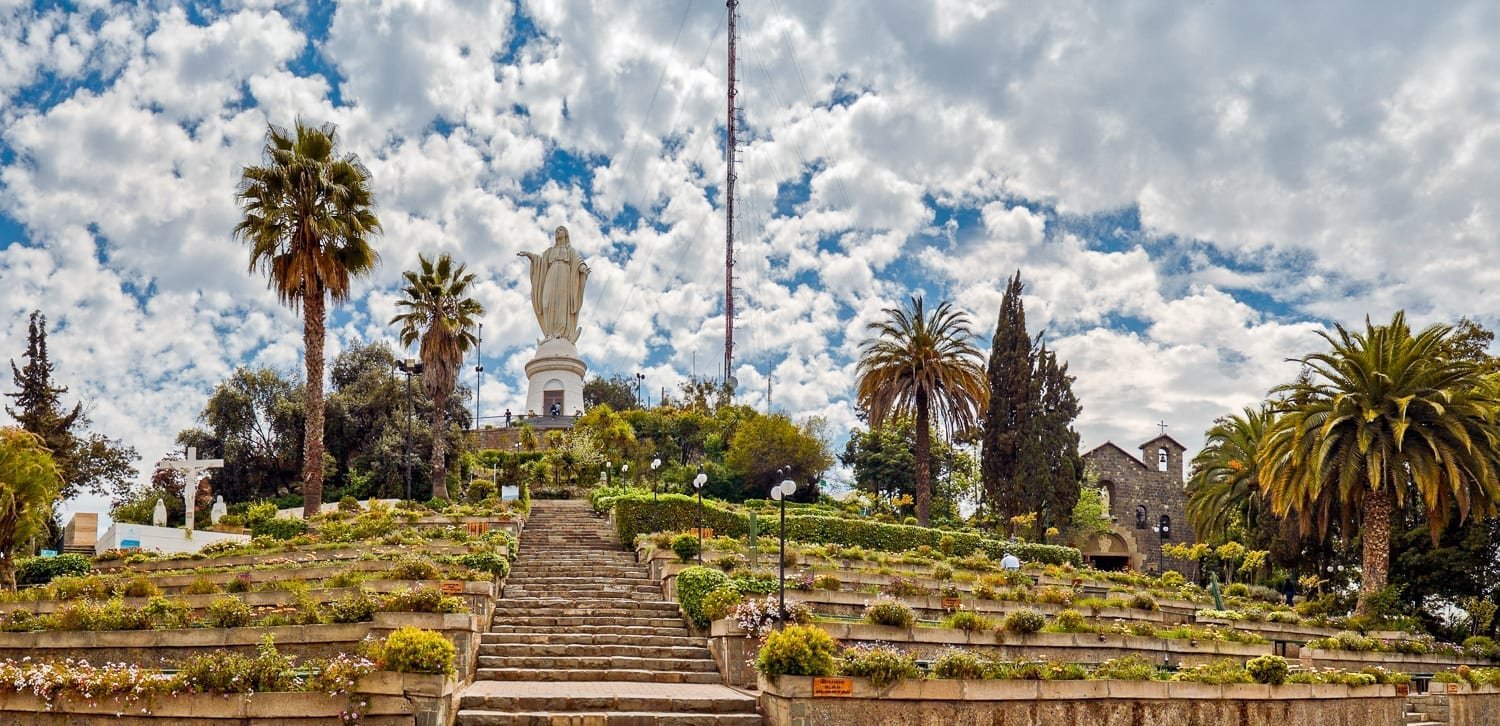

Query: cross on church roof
left=1157, top=420, right=1169, bottom=435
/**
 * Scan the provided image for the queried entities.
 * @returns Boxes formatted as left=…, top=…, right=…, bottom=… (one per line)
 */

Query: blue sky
left=3, top=1, right=1499, bottom=519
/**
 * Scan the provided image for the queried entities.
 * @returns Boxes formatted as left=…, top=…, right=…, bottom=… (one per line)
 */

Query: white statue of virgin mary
left=518, top=226, right=590, bottom=343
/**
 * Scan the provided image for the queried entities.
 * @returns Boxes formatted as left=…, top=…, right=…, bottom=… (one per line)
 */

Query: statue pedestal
left=525, top=338, right=587, bottom=417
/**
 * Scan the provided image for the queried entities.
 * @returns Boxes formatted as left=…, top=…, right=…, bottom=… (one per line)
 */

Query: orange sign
left=440, top=580, right=465, bottom=595
left=940, top=597, right=961, bottom=610
left=466, top=521, right=490, bottom=536
left=1447, top=683, right=1461, bottom=694
left=812, top=677, right=853, bottom=697
left=1395, top=684, right=1409, bottom=697
left=688, top=528, right=714, bottom=539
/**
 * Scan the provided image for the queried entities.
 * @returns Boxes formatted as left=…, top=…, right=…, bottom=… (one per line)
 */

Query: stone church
left=1078, top=433, right=1198, bottom=577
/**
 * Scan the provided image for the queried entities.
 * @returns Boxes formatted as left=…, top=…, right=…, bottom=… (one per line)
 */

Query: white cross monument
left=156, top=447, right=224, bottom=531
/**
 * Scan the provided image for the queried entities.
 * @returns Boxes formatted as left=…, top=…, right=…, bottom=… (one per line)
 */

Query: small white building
left=95, top=521, right=249, bottom=556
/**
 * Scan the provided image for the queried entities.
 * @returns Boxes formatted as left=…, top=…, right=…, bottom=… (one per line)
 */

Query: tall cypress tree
left=1033, top=345, right=1084, bottom=538
left=981, top=273, right=1034, bottom=534
left=980, top=274, right=1085, bottom=539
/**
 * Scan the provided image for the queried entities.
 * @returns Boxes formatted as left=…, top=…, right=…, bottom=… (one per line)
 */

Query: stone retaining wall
left=0, top=671, right=456, bottom=726
left=758, top=675, right=1404, bottom=726
left=707, top=619, right=1269, bottom=687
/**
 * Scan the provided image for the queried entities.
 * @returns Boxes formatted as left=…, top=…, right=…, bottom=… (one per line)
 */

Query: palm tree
left=0, top=428, right=63, bottom=589
left=1186, top=405, right=1274, bottom=541
left=390, top=253, right=484, bottom=501
left=856, top=296, right=988, bottom=526
left=1259, top=312, right=1500, bottom=616
left=235, top=120, right=381, bottom=518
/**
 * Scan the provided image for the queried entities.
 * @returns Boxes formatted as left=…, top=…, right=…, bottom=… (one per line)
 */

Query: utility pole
left=473, top=322, right=483, bottom=430
left=766, top=372, right=772, bottom=413
left=724, top=0, right=739, bottom=388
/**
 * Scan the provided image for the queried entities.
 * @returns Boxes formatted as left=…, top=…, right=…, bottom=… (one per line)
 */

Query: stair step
left=475, top=668, right=724, bottom=684
left=480, top=644, right=710, bottom=659
left=479, top=655, right=717, bottom=672
left=483, top=633, right=701, bottom=647
left=456, top=711, right=762, bottom=726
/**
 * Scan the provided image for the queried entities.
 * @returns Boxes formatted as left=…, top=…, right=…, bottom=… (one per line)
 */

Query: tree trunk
left=301, top=285, right=326, bottom=520
left=430, top=385, right=450, bottom=502
left=1354, top=487, right=1393, bottom=618
left=914, top=389, right=932, bottom=527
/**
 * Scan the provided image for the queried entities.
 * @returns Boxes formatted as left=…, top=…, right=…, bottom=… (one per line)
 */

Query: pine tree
left=5, top=311, right=137, bottom=503
left=5, top=312, right=81, bottom=481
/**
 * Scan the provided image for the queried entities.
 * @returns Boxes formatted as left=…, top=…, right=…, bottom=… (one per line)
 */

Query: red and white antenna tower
left=723, top=0, right=739, bottom=388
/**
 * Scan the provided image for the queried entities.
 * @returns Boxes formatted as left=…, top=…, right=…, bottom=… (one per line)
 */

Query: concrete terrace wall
left=758, top=675, right=1405, bottom=726
left=0, top=672, right=457, bottom=726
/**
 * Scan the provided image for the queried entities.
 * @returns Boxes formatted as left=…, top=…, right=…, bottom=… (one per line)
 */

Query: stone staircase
left=1404, top=692, right=1449, bottom=725
left=457, top=499, right=761, bottom=725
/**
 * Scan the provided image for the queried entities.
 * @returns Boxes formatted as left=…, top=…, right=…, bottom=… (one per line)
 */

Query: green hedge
left=613, top=493, right=1081, bottom=566
left=676, top=566, right=731, bottom=627
left=16, top=554, right=92, bottom=586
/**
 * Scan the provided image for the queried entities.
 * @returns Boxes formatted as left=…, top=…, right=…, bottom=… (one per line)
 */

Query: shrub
left=863, top=598, right=916, bottom=628
left=1051, top=609, right=1088, bottom=633
left=16, top=554, right=92, bottom=586
left=701, top=586, right=744, bottom=623
left=754, top=624, right=838, bottom=677
left=931, top=649, right=988, bottom=679
left=326, top=590, right=378, bottom=623
left=1035, top=586, right=1074, bottom=606
left=1002, top=609, right=1045, bottom=635
left=671, top=533, right=701, bottom=563
left=1246, top=655, right=1288, bottom=685
left=141, top=596, right=193, bottom=630
left=338, top=496, right=362, bottom=512
left=1433, top=670, right=1464, bottom=684
left=224, top=575, right=252, bottom=593
left=932, top=563, right=954, bottom=581
left=457, top=552, right=510, bottom=579
left=973, top=583, right=999, bottom=600
left=251, top=516, right=308, bottom=541
left=371, top=627, right=456, bottom=674
left=840, top=645, right=921, bottom=687
left=205, top=596, right=253, bottom=628
left=184, top=576, right=220, bottom=595
left=1224, top=583, right=1250, bottom=598
left=380, top=587, right=467, bottom=614
left=117, top=575, right=161, bottom=598
left=942, top=610, right=995, bottom=632
left=1466, top=635, right=1500, bottom=659
left=1158, top=570, right=1185, bottom=588
left=813, top=574, right=841, bottom=591
left=1172, top=659, right=1253, bottom=685
left=1267, top=610, right=1301, bottom=624
left=610, top=494, right=1083, bottom=566
left=1126, top=593, right=1159, bottom=611
left=390, top=558, right=441, bottom=581
left=1089, top=654, right=1158, bottom=681
left=48, top=575, right=108, bottom=601
left=880, top=576, right=931, bottom=597
left=677, top=566, right=732, bottom=627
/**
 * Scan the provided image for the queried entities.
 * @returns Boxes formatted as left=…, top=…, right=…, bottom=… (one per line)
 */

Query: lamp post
left=770, top=476, right=798, bottom=623
left=650, top=458, right=662, bottom=501
left=620, top=462, right=629, bottom=486
left=693, top=467, right=708, bottom=565
left=1155, top=515, right=1171, bottom=572
left=397, top=357, right=425, bottom=501
left=634, top=372, right=645, bottom=407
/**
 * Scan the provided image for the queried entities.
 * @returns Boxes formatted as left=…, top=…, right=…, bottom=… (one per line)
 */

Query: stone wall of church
left=1083, top=442, right=1198, bottom=577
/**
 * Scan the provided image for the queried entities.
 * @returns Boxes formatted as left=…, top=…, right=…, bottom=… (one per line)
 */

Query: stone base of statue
left=524, top=337, right=587, bottom=422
